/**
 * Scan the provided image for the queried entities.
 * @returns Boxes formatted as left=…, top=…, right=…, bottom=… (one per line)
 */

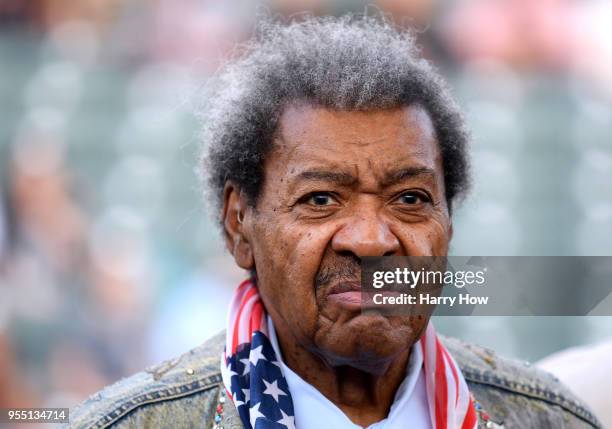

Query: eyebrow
left=381, top=166, right=437, bottom=186
left=293, top=170, right=357, bottom=186
left=291, top=166, right=437, bottom=189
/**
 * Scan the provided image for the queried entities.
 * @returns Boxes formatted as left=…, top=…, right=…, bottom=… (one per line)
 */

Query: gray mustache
left=315, top=254, right=361, bottom=288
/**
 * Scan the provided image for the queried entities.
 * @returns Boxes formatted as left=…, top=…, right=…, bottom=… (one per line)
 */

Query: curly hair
left=200, top=14, right=470, bottom=218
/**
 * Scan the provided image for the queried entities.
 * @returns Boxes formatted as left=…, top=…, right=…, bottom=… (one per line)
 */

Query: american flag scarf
left=221, top=278, right=478, bottom=429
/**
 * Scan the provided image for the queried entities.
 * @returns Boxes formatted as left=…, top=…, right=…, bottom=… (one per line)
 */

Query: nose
left=331, top=211, right=400, bottom=257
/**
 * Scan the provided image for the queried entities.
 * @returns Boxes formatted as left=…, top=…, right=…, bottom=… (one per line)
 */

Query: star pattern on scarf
left=277, top=410, right=296, bottom=429
left=226, top=331, right=295, bottom=428
left=263, top=379, right=287, bottom=402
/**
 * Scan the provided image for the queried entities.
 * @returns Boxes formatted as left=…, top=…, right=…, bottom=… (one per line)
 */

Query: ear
left=221, top=182, right=255, bottom=270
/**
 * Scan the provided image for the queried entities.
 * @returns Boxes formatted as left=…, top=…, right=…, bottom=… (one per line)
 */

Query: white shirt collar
left=267, top=316, right=432, bottom=429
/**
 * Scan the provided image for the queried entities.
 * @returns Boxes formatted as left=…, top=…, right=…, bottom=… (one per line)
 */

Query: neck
left=272, top=322, right=411, bottom=428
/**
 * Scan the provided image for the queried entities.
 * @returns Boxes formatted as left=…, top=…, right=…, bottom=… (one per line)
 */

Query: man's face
left=239, top=104, right=451, bottom=369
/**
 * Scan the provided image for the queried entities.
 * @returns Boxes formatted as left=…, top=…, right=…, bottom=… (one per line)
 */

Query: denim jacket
left=67, top=332, right=602, bottom=429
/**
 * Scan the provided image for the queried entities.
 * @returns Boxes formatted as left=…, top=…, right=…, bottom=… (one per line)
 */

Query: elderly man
left=70, top=16, right=600, bottom=429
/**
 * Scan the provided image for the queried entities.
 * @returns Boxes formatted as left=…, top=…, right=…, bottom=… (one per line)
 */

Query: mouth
left=325, top=281, right=363, bottom=311
left=324, top=280, right=412, bottom=313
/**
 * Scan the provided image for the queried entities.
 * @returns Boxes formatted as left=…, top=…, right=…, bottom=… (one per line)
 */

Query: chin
left=314, top=314, right=418, bottom=368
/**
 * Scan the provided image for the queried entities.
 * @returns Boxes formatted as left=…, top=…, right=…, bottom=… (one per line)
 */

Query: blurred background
left=0, top=0, right=611, bottom=424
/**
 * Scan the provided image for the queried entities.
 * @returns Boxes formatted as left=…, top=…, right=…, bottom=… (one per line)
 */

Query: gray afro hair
left=201, top=14, right=470, bottom=218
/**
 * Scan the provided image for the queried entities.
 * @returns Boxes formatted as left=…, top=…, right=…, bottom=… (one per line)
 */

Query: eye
left=396, top=191, right=431, bottom=205
left=304, top=192, right=337, bottom=206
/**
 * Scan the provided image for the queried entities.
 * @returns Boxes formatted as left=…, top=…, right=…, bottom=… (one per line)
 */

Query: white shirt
left=267, top=318, right=432, bottom=429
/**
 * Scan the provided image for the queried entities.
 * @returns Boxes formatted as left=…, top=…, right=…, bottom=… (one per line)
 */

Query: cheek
left=251, top=218, right=337, bottom=317
left=284, top=228, right=332, bottom=285
left=396, top=218, right=450, bottom=255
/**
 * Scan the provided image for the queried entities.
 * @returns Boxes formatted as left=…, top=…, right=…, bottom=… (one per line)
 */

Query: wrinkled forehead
left=266, top=103, right=443, bottom=185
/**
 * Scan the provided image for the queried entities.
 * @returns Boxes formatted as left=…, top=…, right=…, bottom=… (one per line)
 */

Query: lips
left=325, top=281, right=363, bottom=310
left=326, top=281, right=361, bottom=295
